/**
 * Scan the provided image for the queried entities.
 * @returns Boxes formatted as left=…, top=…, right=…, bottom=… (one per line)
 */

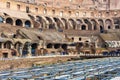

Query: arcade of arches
left=0, top=16, right=119, bottom=32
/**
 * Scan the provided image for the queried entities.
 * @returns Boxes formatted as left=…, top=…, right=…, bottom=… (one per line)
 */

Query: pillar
left=28, top=45, right=32, bottom=55
left=19, top=46, right=23, bottom=57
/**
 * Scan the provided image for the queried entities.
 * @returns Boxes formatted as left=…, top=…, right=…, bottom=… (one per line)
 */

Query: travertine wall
left=0, top=55, right=79, bottom=71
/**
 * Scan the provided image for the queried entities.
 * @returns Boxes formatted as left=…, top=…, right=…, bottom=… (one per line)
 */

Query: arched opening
left=11, top=49, right=17, bottom=57
left=54, top=44, right=60, bottom=49
left=47, top=43, right=53, bottom=48
left=81, top=25, right=86, bottom=30
left=91, top=19, right=98, bottom=30
left=36, top=16, right=46, bottom=29
left=53, top=17, right=63, bottom=29
left=84, top=19, right=92, bottom=30
left=113, top=18, right=120, bottom=29
left=0, top=17, right=4, bottom=23
left=14, top=42, right=22, bottom=56
left=25, top=20, right=31, bottom=27
left=22, top=42, right=31, bottom=56
left=46, top=17, right=55, bottom=29
left=31, top=43, right=38, bottom=56
left=105, top=19, right=112, bottom=29
left=61, top=18, right=68, bottom=29
left=16, top=19, right=23, bottom=26
left=76, top=19, right=82, bottom=29
left=6, top=18, right=13, bottom=25
left=4, top=41, right=13, bottom=49
left=98, top=19, right=104, bottom=33
left=79, top=37, right=82, bottom=41
left=62, top=44, right=67, bottom=50
left=69, top=19, right=76, bottom=29
left=84, top=41, right=89, bottom=47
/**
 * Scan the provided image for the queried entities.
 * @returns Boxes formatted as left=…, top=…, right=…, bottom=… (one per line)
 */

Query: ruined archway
left=91, top=19, right=98, bottom=30
left=53, top=17, right=64, bottom=29
left=84, top=19, right=92, bottom=30
left=68, top=19, right=76, bottom=29
left=76, top=19, right=82, bottom=29
left=61, top=18, right=68, bottom=29
left=6, top=17, right=13, bottom=25
left=25, top=20, right=31, bottom=28
left=22, top=42, right=31, bottom=56
left=46, top=17, right=55, bottom=29
left=16, top=19, right=23, bottom=26
left=98, top=19, right=104, bottom=33
left=4, top=41, right=13, bottom=49
left=105, top=19, right=112, bottom=29
left=14, top=42, right=23, bottom=56
left=36, top=16, right=46, bottom=29
left=0, top=16, right=3, bottom=23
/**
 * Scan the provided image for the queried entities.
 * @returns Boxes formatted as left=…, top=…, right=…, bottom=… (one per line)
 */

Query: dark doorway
left=25, top=20, right=31, bottom=27
left=81, top=25, right=86, bottom=30
left=31, top=43, right=38, bottom=56
left=3, top=53, right=8, bottom=58
left=108, top=26, right=111, bottom=29
left=54, top=44, right=60, bottom=49
left=100, top=26, right=104, bottom=33
left=47, top=43, right=52, bottom=48
left=16, top=19, right=23, bottom=26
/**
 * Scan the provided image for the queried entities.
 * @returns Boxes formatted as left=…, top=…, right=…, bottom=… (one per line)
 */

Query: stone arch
left=105, top=19, right=113, bottom=29
left=46, top=17, right=55, bottom=29
left=25, top=20, right=31, bottom=28
left=61, top=18, right=68, bottom=29
left=81, top=24, right=87, bottom=30
left=36, top=16, right=46, bottom=29
left=53, top=17, right=64, bottom=29
left=98, top=19, right=104, bottom=33
left=91, top=19, right=99, bottom=30
left=6, top=17, right=14, bottom=25
left=22, top=42, right=31, bottom=56
left=0, top=16, right=4, bottom=23
left=16, top=19, right=23, bottom=26
left=76, top=19, right=83, bottom=29
left=84, top=19, right=92, bottom=30
left=4, top=41, right=13, bottom=49
left=14, top=41, right=23, bottom=56
left=113, top=18, right=120, bottom=29
left=68, top=19, right=76, bottom=29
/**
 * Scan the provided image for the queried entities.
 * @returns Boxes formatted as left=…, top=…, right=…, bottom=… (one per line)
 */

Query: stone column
left=19, top=46, right=23, bottom=57
left=27, top=45, right=32, bottom=56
